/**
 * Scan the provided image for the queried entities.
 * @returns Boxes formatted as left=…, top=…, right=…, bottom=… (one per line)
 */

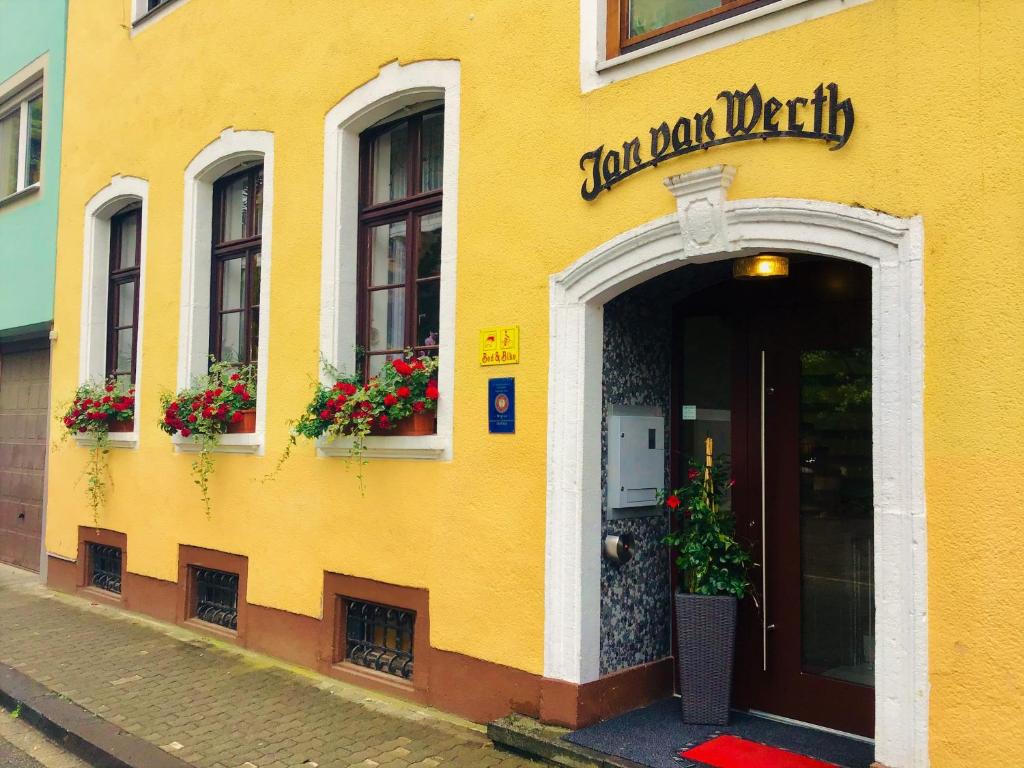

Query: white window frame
left=0, top=58, right=45, bottom=205
left=130, top=0, right=191, bottom=34
left=580, top=0, right=873, bottom=93
left=78, top=175, right=150, bottom=450
left=176, top=128, right=274, bottom=455
left=319, top=60, right=460, bottom=461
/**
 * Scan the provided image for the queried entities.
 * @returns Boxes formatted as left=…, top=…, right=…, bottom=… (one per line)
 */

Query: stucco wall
left=47, top=1, right=1024, bottom=764
left=0, top=0, right=66, bottom=335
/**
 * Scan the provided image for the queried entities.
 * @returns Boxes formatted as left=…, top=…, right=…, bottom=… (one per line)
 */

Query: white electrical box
left=608, top=407, right=665, bottom=511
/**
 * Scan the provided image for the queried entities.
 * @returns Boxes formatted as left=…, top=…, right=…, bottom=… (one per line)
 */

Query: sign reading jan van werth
left=579, top=83, right=854, bottom=201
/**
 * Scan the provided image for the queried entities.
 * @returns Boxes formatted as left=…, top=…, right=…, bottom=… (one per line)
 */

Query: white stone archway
left=544, top=166, right=927, bottom=768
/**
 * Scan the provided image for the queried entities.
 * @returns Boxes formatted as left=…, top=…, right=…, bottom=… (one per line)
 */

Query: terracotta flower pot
left=108, top=418, right=134, bottom=433
left=372, top=410, right=436, bottom=436
left=226, top=408, right=257, bottom=434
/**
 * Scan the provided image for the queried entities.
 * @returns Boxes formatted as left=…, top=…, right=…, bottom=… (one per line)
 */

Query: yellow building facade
left=45, top=1, right=1024, bottom=766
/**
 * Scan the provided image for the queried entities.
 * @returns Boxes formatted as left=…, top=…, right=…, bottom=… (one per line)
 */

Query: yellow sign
left=480, top=326, right=520, bottom=366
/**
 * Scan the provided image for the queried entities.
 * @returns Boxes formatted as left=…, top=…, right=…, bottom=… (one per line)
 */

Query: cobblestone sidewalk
left=0, top=565, right=545, bottom=768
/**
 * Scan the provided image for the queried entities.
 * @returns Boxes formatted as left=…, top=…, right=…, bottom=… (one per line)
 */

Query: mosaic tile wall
left=599, top=263, right=732, bottom=676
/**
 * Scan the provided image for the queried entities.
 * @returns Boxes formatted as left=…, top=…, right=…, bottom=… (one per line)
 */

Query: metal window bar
left=88, top=543, right=122, bottom=594
left=344, top=599, right=415, bottom=679
left=192, top=567, right=239, bottom=630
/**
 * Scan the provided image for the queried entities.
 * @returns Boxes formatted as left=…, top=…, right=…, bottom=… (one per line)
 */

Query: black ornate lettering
left=671, top=116, right=692, bottom=151
left=622, top=137, right=642, bottom=171
left=579, top=146, right=604, bottom=201
left=649, top=122, right=671, bottom=165
left=786, top=97, right=808, bottom=132
left=827, top=82, right=855, bottom=149
left=763, top=97, right=782, bottom=132
left=695, top=108, right=715, bottom=144
left=718, top=84, right=763, bottom=137
left=811, top=83, right=826, bottom=135
left=601, top=149, right=622, bottom=185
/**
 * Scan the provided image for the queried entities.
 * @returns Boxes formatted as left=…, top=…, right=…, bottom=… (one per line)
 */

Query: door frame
left=544, top=166, right=926, bottom=768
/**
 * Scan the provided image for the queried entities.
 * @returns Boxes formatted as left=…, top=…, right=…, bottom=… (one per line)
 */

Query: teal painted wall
left=0, top=0, right=67, bottom=336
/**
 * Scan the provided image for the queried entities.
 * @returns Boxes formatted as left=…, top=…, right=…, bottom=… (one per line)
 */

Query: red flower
left=412, top=400, right=425, bottom=413
left=392, top=359, right=412, bottom=376
left=377, top=415, right=391, bottom=430
left=342, top=382, right=357, bottom=395
left=104, top=384, right=114, bottom=393
left=383, top=394, right=398, bottom=407
left=231, top=411, right=243, bottom=424
left=425, top=385, right=439, bottom=400
left=63, top=417, right=74, bottom=427
left=334, top=395, right=347, bottom=408
left=232, top=383, right=246, bottom=395
left=396, top=386, right=410, bottom=398
left=230, top=373, right=241, bottom=381
left=320, top=409, right=331, bottom=420
left=360, top=400, right=372, bottom=410
left=687, top=468, right=700, bottom=482
left=168, top=402, right=179, bottom=412
left=101, top=395, right=111, bottom=404
left=191, top=400, right=202, bottom=410
left=187, top=414, right=197, bottom=423
left=180, top=427, right=192, bottom=437
left=410, top=358, right=425, bottom=371
left=214, top=388, right=224, bottom=397
left=666, top=495, right=681, bottom=510
left=202, top=407, right=213, bottom=418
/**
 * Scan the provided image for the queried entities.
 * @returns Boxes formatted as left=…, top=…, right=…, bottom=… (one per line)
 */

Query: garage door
left=0, top=342, right=49, bottom=572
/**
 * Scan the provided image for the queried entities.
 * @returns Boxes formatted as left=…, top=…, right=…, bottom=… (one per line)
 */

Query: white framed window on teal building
left=0, top=78, right=43, bottom=203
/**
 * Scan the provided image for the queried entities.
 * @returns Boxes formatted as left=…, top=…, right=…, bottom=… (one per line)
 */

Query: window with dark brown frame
left=607, top=0, right=784, bottom=57
left=357, top=107, right=443, bottom=380
left=106, top=207, right=141, bottom=387
left=210, top=164, right=263, bottom=368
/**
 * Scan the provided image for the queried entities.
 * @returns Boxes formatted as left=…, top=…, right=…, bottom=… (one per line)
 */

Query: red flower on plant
left=425, top=385, right=439, bottom=400
left=104, top=384, right=114, bottom=393
left=396, top=386, right=410, bottom=398
left=180, top=427, right=192, bottom=437
left=383, top=394, right=398, bottom=407
left=666, top=495, right=681, bottom=510
left=230, top=373, right=241, bottom=381
left=320, top=410, right=331, bottom=420
left=392, top=359, right=412, bottom=376
left=187, top=414, right=197, bottom=423
left=378, top=415, right=391, bottom=430
left=688, top=468, right=700, bottom=481
left=232, top=383, right=246, bottom=395
left=231, top=411, right=243, bottom=423
left=412, top=400, right=425, bottom=413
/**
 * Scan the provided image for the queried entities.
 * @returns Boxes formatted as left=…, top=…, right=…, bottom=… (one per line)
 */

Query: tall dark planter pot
left=675, top=593, right=738, bottom=725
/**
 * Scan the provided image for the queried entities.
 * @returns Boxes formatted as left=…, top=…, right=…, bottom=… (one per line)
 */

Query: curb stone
left=0, top=663, right=189, bottom=768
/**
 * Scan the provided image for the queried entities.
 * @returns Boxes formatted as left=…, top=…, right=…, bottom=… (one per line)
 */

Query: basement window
left=87, top=543, right=122, bottom=594
left=343, top=598, right=415, bottom=679
left=191, top=566, right=239, bottom=631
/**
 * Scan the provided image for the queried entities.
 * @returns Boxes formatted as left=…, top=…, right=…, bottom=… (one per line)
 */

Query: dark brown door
left=0, top=341, right=49, bottom=572
left=673, top=260, right=874, bottom=737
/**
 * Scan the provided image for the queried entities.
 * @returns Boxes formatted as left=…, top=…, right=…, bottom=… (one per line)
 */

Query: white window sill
left=73, top=431, right=139, bottom=450
left=0, top=183, right=40, bottom=209
left=317, top=434, right=447, bottom=461
left=172, top=432, right=263, bottom=455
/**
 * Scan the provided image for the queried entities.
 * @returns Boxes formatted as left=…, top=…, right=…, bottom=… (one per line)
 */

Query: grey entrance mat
left=563, top=698, right=874, bottom=768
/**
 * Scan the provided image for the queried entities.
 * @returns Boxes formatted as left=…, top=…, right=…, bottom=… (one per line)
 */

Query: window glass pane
left=416, top=280, right=440, bottom=347
left=250, top=251, right=261, bottom=306
left=220, top=257, right=246, bottom=311
left=253, top=168, right=263, bottom=235
left=368, top=353, right=401, bottom=378
left=218, top=312, right=244, bottom=363
left=371, top=122, right=408, bottom=204
left=116, top=328, right=133, bottom=373
left=0, top=110, right=20, bottom=197
left=417, top=213, right=442, bottom=278
left=220, top=174, right=249, bottom=242
left=421, top=112, right=443, bottom=192
left=249, top=308, right=259, bottom=364
left=369, top=220, right=407, bottom=286
left=628, top=0, right=719, bottom=36
left=369, top=288, right=405, bottom=351
left=117, top=214, right=138, bottom=269
left=115, top=281, right=135, bottom=327
left=25, top=95, right=41, bottom=186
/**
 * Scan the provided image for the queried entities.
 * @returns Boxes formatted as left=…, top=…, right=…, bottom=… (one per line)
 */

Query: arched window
left=357, top=107, right=442, bottom=378
left=106, top=206, right=141, bottom=387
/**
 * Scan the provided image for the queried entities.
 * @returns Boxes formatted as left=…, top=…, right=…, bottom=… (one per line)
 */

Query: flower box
left=226, top=408, right=256, bottom=434
left=109, top=418, right=135, bottom=433
left=372, top=410, right=435, bottom=437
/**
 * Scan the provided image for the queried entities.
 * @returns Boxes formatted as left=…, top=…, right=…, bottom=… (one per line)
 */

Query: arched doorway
left=544, top=166, right=927, bottom=767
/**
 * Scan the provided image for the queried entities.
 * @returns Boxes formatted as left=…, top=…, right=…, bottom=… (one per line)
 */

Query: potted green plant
left=158, top=361, right=255, bottom=514
left=660, top=437, right=751, bottom=725
left=269, top=353, right=439, bottom=486
left=57, top=380, right=135, bottom=522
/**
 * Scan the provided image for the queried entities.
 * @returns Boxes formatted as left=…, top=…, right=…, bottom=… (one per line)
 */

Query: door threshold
left=745, top=708, right=874, bottom=744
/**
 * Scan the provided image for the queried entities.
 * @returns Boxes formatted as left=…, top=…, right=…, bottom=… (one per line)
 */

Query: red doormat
left=681, top=734, right=840, bottom=768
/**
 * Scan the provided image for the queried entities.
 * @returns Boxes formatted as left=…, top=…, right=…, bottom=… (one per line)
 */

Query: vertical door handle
left=760, top=349, right=768, bottom=672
